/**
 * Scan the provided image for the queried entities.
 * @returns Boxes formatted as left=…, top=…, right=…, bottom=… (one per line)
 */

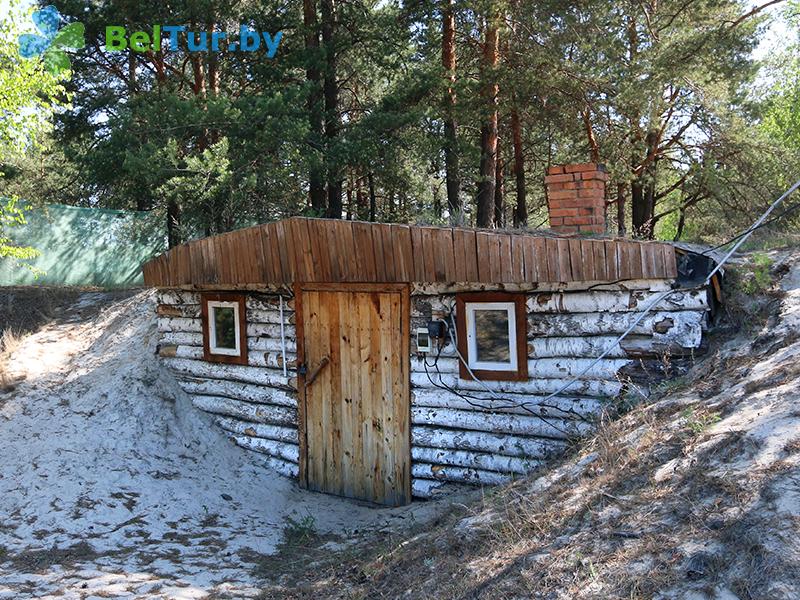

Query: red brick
left=564, top=162, right=599, bottom=173
left=544, top=173, right=575, bottom=184
left=579, top=207, right=595, bottom=216
left=549, top=198, right=584, bottom=209
left=548, top=189, right=579, bottom=200
left=549, top=208, right=579, bottom=218
left=579, top=179, right=605, bottom=189
left=547, top=165, right=565, bottom=175
left=563, top=216, right=595, bottom=226
left=579, top=188, right=605, bottom=199
left=547, top=181, right=579, bottom=191
left=581, top=171, right=609, bottom=181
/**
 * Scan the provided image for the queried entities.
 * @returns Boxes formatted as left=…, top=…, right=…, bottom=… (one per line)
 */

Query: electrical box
left=416, top=328, right=432, bottom=353
left=427, top=319, right=447, bottom=339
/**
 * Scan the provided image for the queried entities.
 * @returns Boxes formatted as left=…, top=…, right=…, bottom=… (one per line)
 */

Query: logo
left=18, top=5, right=85, bottom=74
left=104, top=26, right=283, bottom=57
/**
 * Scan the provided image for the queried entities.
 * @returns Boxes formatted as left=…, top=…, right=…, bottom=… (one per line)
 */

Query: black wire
left=417, top=310, right=591, bottom=435
left=421, top=358, right=574, bottom=437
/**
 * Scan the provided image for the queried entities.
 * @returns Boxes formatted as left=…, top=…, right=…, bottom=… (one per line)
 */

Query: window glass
left=213, top=306, right=237, bottom=349
left=473, top=309, right=511, bottom=363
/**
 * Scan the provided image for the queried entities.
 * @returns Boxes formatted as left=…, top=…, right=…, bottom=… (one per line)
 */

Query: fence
left=0, top=203, right=166, bottom=288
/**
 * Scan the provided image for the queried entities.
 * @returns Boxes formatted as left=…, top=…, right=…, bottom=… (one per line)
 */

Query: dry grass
left=0, top=328, right=26, bottom=392
left=252, top=331, right=800, bottom=599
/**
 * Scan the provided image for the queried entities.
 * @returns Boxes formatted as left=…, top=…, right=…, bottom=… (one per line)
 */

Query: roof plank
left=142, top=217, right=684, bottom=288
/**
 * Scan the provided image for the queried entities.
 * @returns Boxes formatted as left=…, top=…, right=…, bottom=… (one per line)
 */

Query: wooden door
left=297, top=284, right=410, bottom=506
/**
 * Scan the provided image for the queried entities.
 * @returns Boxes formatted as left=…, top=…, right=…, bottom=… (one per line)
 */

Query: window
left=455, top=293, right=527, bottom=381
left=201, top=293, right=248, bottom=365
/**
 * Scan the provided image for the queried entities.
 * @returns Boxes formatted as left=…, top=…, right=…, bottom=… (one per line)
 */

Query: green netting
left=0, top=203, right=166, bottom=288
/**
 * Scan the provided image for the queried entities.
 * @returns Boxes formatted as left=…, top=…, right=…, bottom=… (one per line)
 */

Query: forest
left=2, top=0, right=800, bottom=250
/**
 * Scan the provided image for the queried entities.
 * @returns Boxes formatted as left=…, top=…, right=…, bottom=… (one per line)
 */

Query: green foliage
left=0, top=198, right=42, bottom=274
left=283, top=513, right=317, bottom=547
left=0, top=0, right=797, bottom=245
left=0, top=0, right=67, bottom=162
left=741, top=253, right=774, bottom=295
left=681, top=408, right=721, bottom=435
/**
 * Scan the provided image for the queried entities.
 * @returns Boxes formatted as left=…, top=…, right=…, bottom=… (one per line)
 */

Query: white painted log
left=160, top=331, right=296, bottom=354
left=247, top=323, right=296, bottom=339
left=160, top=331, right=203, bottom=347
left=192, top=395, right=297, bottom=426
left=410, top=279, right=674, bottom=296
left=528, top=310, right=704, bottom=346
left=619, top=336, right=705, bottom=358
left=409, top=287, right=704, bottom=319
left=411, top=426, right=567, bottom=459
left=410, top=389, right=603, bottom=420
left=248, top=296, right=295, bottom=311
left=158, top=316, right=201, bottom=333
left=247, top=336, right=297, bottom=353
left=157, top=317, right=296, bottom=340
left=411, top=462, right=512, bottom=485
left=411, top=371, right=622, bottom=397
left=164, top=344, right=296, bottom=369
left=408, top=333, right=690, bottom=361
left=157, top=291, right=201, bottom=305
left=411, top=478, right=450, bottom=498
left=261, top=454, right=298, bottom=478
left=409, top=336, right=619, bottom=361
left=411, top=446, right=540, bottom=474
left=165, top=358, right=295, bottom=389
left=411, top=406, right=592, bottom=440
left=528, top=336, right=627, bottom=358
left=526, top=289, right=708, bottom=314
left=179, top=379, right=297, bottom=407
left=157, top=290, right=294, bottom=310
left=156, top=304, right=293, bottom=325
left=157, top=304, right=200, bottom=318
left=231, top=435, right=299, bottom=463
left=215, top=417, right=299, bottom=443
left=247, top=308, right=295, bottom=325
left=411, top=356, right=630, bottom=381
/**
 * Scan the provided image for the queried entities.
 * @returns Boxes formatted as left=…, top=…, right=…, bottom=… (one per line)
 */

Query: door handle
left=304, top=356, right=330, bottom=388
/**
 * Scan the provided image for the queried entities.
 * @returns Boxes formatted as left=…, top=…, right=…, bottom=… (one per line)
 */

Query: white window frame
left=207, top=300, right=241, bottom=356
left=464, top=301, right=518, bottom=372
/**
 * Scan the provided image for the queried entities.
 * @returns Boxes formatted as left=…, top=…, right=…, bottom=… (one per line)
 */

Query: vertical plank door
left=298, top=284, right=410, bottom=506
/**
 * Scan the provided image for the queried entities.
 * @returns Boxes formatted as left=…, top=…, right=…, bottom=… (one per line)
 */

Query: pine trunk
left=442, top=0, right=460, bottom=218
left=476, top=16, right=499, bottom=228
left=631, top=131, right=659, bottom=238
left=511, top=107, right=527, bottom=227
left=616, top=182, right=626, bottom=236
left=304, top=0, right=326, bottom=214
left=321, top=0, right=342, bottom=218
left=494, top=145, right=505, bottom=227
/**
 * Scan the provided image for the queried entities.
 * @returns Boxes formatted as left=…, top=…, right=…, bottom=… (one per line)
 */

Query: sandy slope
left=0, top=291, right=449, bottom=599
left=258, top=253, right=800, bottom=599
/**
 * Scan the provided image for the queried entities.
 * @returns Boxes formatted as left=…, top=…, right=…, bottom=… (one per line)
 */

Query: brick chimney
left=545, top=163, right=608, bottom=235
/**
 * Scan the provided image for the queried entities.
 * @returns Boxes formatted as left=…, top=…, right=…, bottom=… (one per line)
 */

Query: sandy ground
left=0, top=291, right=455, bottom=599
left=253, top=253, right=800, bottom=599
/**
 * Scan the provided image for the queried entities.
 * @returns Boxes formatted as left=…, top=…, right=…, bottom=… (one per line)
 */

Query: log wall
left=157, top=289, right=300, bottom=480
left=407, top=283, right=709, bottom=497
left=155, top=282, right=710, bottom=500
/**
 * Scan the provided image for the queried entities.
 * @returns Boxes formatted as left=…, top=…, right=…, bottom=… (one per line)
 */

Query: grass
left=0, top=328, right=25, bottom=392
left=250, top=316, right=800, bottom=599
left=680, top=407, right=722, bottom=435
left=283, top=514, right=318, bottom=546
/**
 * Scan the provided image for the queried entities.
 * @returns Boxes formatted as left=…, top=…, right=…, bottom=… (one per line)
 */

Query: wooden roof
left=142, top=217, right=678, bottom=288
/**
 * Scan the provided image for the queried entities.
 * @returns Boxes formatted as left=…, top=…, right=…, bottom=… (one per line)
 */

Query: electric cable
left=421, top=175, right=800, bottom=422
